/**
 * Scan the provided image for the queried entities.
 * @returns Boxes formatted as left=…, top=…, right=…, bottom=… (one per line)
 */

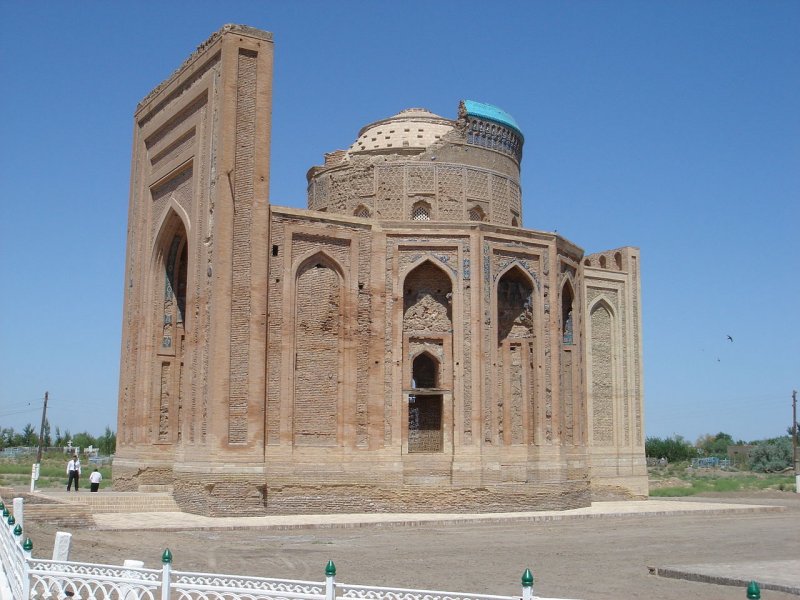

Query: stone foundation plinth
left=262, top=481, right=591, bottom=515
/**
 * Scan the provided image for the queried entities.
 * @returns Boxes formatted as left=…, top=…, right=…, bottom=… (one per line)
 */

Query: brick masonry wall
left=311, top=160, right=522, bottom=226
left=173, top=473, right=267, bottom=516
left=294, top=263, right=341, bottom=445
left=263, top=481, right=590, bottom=514
left=590, top=303, right=613, bottom=444
left=228, top=48, right=258, bottom=445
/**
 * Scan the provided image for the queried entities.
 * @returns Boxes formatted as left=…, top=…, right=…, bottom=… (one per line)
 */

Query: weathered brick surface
left=173, top=474, right=267, bottom=516
left=263, top=482, right=590, bottom=515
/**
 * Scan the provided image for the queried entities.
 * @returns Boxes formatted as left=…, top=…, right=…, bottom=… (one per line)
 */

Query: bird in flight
left=726, top=335, right=733, bottom=342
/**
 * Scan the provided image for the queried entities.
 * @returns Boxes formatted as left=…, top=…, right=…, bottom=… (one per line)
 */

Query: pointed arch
left=402, top=258, right=454, bottom=333
left=496, top=264, right=535, bottom=344
left=400, top=255, right=456, bottom=286
left=292, top=249, right=346, bottom=283
left=561, top=278, right=575, bottom=345
left=587, top=296, right=617, bottom=445
left=149, top=207, right=191, bottom=445
left=588, top=295, right=616, bottom=318
left=493, top=262, right=536, bottom=446
left=151, top=199, right=191, bottom=257
left=292, top=249, right=345, bottom=447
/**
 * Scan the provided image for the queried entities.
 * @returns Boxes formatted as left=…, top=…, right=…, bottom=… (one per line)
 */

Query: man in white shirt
left=66, top=455, right=81, bottom=492
left=89, top=468, right=103, bottom=493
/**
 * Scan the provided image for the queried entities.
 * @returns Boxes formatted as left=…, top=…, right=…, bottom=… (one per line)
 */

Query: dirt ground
left=22, top=492, right=800, bottom=600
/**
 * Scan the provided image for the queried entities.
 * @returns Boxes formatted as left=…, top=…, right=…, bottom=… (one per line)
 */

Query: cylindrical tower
left=306, top=101, right=525, bottom=227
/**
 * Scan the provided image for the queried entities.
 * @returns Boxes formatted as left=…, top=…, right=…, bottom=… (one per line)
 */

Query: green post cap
left=2, top=508, right=8, bottom=518
left=162, top=548, right=173, bottom=564
left=7, top=515, right=15, bottom=526
left=13, top=524, right=22, bottom=537
left=23, top=538, right=33, bottom=551
left=521, top=569, right=534, bottom=587
left=325, top=560, right=336, bottom=577
left=746, top=581, right=761, bottom=599
left=0, top=502, right=5, bottom=511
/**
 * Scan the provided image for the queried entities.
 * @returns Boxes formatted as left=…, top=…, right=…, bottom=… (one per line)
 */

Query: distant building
left=115, top=25, right=646, bottom=516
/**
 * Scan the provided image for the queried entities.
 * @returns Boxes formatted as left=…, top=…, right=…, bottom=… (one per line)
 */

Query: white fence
left=0, top=495, right=575, bottom=600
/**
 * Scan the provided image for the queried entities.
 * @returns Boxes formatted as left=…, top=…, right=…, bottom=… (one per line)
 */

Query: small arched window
left=562, top=282, right=575, bottom=345
left=412, top=352, right=439, bottom=388
left=412, top=202, right=431, bottom=221
left=511, top=216, right=519, bottom=227
left=468, top=206, right=484, bottom=222
left=354, top=205, right=371, bottom=218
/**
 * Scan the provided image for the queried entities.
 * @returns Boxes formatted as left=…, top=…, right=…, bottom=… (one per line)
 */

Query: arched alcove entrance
left=496, top=265, right=534, bottom=445
left=402, top=260, right=453, bottom=455
left=153, top=211, right=189, bottom=445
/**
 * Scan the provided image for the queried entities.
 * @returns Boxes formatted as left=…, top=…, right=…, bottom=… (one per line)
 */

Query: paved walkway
left=89, top=498, right=783, bottom=531
left=657, top=560, right=800, bottom=596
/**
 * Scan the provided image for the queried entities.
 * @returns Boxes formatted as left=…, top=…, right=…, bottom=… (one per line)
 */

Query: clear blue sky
left=0, top=1, right=797, bottom=443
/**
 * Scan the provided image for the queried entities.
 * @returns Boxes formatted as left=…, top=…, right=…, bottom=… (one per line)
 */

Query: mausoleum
left=115, top=25, right=647, bottom=516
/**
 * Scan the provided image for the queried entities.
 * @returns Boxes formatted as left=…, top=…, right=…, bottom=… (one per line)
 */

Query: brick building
left=115, top=25, right=647, bottom=516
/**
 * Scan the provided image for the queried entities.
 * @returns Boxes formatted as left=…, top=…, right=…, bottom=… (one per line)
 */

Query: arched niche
left=151, top=209, right=190, bottom=444
left=561, top=279, right=575, bottom=345
left=402, top=260, right=453, bottom=333
left=497, top=265, right=534, bottom=344
left=292, top=252, right=344, bottom=446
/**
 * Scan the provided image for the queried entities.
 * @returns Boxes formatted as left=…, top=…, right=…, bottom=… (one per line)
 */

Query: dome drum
left=307, top=101, right=525, bottom=226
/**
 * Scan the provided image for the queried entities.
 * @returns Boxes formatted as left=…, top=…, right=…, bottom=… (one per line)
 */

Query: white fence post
left=53, top=532, right=72, bottom=561
left=30, top=463, right=39, bottom=492
left=521, top=568, right=533, bottom=600
left=122, top=559, right=145, bottom=600
left=22, top=538, right=32, bottom=599
left=325, top=560, right=336, bottom=600
left=161, top=548, right=173, bottom=600
left=12, top=498, right=24, bottom=530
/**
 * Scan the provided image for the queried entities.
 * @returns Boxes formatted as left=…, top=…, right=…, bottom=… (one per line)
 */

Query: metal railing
left=1, top=494, right=580, bottom=600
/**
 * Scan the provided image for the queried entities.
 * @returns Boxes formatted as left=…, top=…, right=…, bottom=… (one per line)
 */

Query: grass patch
left=651, top=487, right=699, bottom=497
left=649, top=469, right=795, bottom=497
left=0, top=451, right=112, bottom=489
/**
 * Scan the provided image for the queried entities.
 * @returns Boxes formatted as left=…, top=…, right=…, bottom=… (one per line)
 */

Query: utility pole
left=793, top=389, right=798, bottom=494
left=30, top=391, right=48, bottom=492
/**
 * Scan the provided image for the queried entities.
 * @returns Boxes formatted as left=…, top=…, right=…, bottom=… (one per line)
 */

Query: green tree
left=696, top=432, right=734, bottom=458
left=97, top=426, right=116, bottom=455
left=21, top=423, right=38, bottom=446
left=645, top=435, right=695, bottom=462
left=749, top=437, right=792, bottom=472
left=72, top=431, right=97, bottom=451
